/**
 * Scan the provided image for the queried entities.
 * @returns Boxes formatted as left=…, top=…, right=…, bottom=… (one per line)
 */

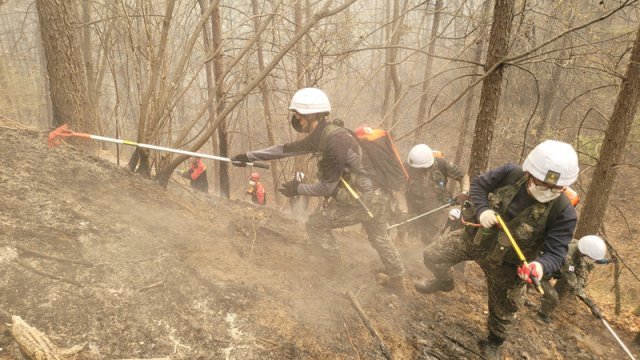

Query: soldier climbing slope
left=402, top=144, right=469, bottom=245
left=230, top=88, right=408, bottom=295
left=414, top=140, right=580, bottom=359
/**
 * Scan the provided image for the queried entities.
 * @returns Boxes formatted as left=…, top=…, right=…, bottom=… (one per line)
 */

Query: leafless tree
left=575, top=22, right=640, bottom=238
left=36, top=0, right=95, bottom=132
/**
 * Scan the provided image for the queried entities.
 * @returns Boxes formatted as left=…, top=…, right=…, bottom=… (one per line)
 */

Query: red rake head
left=47, top=124, right=76, bottom=147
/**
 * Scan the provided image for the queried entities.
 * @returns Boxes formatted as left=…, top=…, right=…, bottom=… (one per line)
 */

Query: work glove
left=231, top=153, right=250, bottom=167
left=479, top=209, right=498, bottom=228
left=517, top=261, right=543, bottom=284
left=590, top=304, right=602, bottom=319
left=279, top=179, right=300, bottom=198
left=454, top=191, right=470, bottom=205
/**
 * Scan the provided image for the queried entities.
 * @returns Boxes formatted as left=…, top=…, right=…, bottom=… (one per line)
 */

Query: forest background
left=1, top=0, right=639, bottom=336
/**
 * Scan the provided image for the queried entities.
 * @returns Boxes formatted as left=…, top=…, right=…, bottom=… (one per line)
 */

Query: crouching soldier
left=538, top=235, right=610, bottom=323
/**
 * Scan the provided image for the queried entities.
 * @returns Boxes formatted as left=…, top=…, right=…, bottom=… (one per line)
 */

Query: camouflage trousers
left=422, top=229, right=526, bottom=341
left=306, top=188, right=405, bottom=278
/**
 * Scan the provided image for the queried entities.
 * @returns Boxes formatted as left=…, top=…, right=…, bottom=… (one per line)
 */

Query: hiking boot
left=377, top=273, right=409, bottom=297
left=414, top=278, right=455, bottom=294
left=479, top=337, right=503, bottom=360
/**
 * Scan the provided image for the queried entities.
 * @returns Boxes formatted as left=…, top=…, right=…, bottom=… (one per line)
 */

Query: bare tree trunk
left=36, top=28, right=53, bottom=128
left=415, top=0, right=443, bottom=129
left=381, top=0, right=392, bottom=120
left=251, top=0, right=280, bottom=204
left=386, top=0, right=406, bottom=128
left=294, top=0, right=305, bottom=88
left=82, top=0, right=104, bottom=149
left=198, top=0, right=217, bottom=194
left=575, top=23, right=640, bottom=238
left=36, top=0, right=94, bottom=133
left=454, top=0, right=492, bottom=168
left=210, top=0, right=230, bottom=198
left=467, top=0, right=515, bottom=177
left=533, top=4, right=573, bottom=141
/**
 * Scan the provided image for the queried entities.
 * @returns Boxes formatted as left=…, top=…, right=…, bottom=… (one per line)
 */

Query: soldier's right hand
left=590, top=304, right=602, bottom=318
left=231, top=153, right=250, bottom=167
left=479, top=209, right=498, bottom=228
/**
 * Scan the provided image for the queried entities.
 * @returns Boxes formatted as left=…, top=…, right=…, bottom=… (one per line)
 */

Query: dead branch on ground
left=11, top=315, right=84, bottom=360
left=344, top=290, right=393, bottom=360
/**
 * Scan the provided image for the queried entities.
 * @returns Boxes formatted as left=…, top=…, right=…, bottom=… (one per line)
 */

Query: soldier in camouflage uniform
left=231, top=88, right=407, bottom=294
left=402, top=144, right=470, bottom=245
left=414, top=140, right=580, bottom=360
left=538, top=235, right=609, bottom=323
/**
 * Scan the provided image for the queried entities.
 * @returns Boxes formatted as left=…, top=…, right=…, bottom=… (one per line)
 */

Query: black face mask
left=291, top=114, right=304, bottom=133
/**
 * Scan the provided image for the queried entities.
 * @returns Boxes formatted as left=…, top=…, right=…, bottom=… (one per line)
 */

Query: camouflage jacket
left=405, top=158, right=465, bottom=211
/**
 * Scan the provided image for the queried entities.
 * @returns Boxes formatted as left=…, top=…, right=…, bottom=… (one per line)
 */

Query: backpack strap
left=317, top=123, right=343, bottom=153
left=498, top=165, right=571, bottom=223
left=434, top=157, right=449, bottom=186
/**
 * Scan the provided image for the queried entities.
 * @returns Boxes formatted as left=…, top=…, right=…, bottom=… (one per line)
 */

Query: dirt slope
left=0, top=122, right=637, bottom=360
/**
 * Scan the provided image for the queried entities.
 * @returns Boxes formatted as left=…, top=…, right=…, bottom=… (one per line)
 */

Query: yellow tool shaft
left=496, top=214, right=544, bottom=295
left=340, top=177, right=374, bottom=218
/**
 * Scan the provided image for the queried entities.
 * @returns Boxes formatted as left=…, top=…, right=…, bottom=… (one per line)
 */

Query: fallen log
left=10, top=316, right=84, bottom=360
left=344, top=290, right=393, bottom=360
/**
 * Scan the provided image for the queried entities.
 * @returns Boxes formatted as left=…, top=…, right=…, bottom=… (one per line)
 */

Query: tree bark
left=467, top=0, right=515, bottom=177
left=251, top=0, right=280, bottom=204
left=575, top=23, right=640, bottom=238
left=36, top=0, right=94, bottom=133
left=210, top=1, right=230, bottom=198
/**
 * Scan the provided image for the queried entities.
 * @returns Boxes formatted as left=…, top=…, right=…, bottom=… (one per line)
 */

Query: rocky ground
left=0, top=119, right=638, bottom=359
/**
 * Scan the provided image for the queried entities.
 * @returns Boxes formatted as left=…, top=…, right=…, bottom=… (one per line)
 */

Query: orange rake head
left=48, top=124, right=78, bottom=147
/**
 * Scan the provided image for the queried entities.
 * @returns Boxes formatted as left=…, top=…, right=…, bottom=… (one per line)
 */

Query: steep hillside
left=0, top=121, right=637, bottom=360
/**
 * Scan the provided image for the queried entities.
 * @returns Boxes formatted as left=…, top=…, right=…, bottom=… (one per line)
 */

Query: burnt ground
left=0, top=120, right=638, bottom=359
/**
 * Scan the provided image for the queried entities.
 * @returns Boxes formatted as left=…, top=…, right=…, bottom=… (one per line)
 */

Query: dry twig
left=344, top=290, right=393, bottom=360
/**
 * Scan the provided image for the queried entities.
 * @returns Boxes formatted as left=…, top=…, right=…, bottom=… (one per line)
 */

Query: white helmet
left=407, top=144, right=434, bottom=168
left=578, top=235, right=607, bottom=261
left=522, top=140, right=579, bottom=186
left=288, top=88, right=331, bottom=115
left=448, top=208, right=461, bottom=221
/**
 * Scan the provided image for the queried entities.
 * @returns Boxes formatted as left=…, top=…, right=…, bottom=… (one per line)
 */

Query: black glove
left=231, top=153, right=250, bottom=167
left=279, top=180, right=300, bottom=198
left=590, top=305, right=602, bottom=319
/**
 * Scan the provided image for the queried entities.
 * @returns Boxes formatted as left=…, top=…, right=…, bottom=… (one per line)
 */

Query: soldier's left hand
left=517, top=261, right=543, bottom=284
left=590, top=304, right=602, bottom=318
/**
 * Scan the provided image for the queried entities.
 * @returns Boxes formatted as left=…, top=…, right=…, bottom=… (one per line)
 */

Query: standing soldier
left=231, top=88, right=407, bottom=294
left=415, top=140, right=580, bottom=359
left=246, top=172, right=267, bottom=206
left=403, top=144, right=470, bottom=245
left=538, top=235, right=609, bottom=323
